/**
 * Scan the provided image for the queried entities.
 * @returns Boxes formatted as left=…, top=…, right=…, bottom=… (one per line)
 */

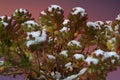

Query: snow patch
left=59, top=50, right=68, bottom=57
left=23, top=20, right=38, bottom=28
left=41, top=11, right=47, bottom=15
left=63, top=68, right=87, bottom=80
left=0, top=61, right=4, bottom=66
left=65, top=62, right=72, bottom=69
left=114, top=24, right=119, bottom=31
left=2, top=22, right=8, bottom=26
left=116, top=14, right=120, bottom=21
left=63, top=19, right=69, bottom=25
left=51, top=72, right=61, bottom=80
left=26, top=30, right=47, bottom=47
left=15, top=8, right=27, bottom=13
left=63, top=74, right=78, bottom=80
left=106, top=21, right=112, bottom=25
left=107, top=26, right=113, bottom=31
left=93, top=49, right=104, bottom=56
left=85, top=56, right=99, bottom=65
left=78, top=68, right=87, bottom=75
left=60, top=27, right=68, bottom=32
left=68, top=40, right=81, bottom=47
left=103, top=52, right=119, bottom=60
left=48, top=5, right=62, bottom=12
left=24, top=20, right=38, bottom=25
left=0, top=16, right=11, bottom=27
left=47, top=55, right=56, bottom=59
left=0, top=16, right=11, bottom=20
left=71, top=7, right=86, bottom=16
left=111, top=59, right=116, bottom=64
left=87, top=22, right=99, bottom=29
left=74, top=54, right=84, bottom=60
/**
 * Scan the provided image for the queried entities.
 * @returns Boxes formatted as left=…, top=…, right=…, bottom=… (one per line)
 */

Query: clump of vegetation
left=0, top=5, right=120, bottom=80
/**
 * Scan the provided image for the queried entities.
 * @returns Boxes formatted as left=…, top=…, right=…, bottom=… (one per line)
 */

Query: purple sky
left=0, top=0, right=120, bottom=80
left=0, top=0, right=120, bottom=21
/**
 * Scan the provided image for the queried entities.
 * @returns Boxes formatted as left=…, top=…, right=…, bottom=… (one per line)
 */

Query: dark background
left=0, top=0, right=120, bottom=80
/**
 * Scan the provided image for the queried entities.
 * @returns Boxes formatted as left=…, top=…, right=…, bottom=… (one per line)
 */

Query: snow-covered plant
left=0, top=5, right=120, bottom=80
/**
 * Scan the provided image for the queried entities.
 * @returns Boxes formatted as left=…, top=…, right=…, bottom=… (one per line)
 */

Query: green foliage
left=0, top=5, right=120, bottom=80
left=12, top=8, right=33, bottom=24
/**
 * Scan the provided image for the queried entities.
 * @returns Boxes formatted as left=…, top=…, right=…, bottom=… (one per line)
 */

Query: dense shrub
left=0, top=5, right=120, bottom=80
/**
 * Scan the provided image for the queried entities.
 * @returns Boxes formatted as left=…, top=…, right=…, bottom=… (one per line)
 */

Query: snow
left=0, top=16, right=11, bottom=20
left=0, top=16, right=10, bottom=26
left=26, top=30, right=47, bottom=47
left=47, top=55, right=56, bottom=59
left=13, top=8, right=28, bottom=16
left=114, top=24, right=119, bottom=30
left=24, top=20, right=38, bottom=25
left=63, top=68, right=87, bottom=80
left=111, top=59, right=116, bottom=64
left=37, top=75, right=47, bottom=80
left=23, top=20, right=38, bottom=28
left=57, top=11, right=62, bottom=14
left=74, top=54, right=84, bottom=60
left=63, top=19, right=69, bottom=25
left=93, top=49, right=120, bottom=62
left=105, top=21, right=113, bottom=38
left=0, top=61, right=4, bottom=66
left=108, top=37, right=116, bottom=44
left=59, top=50, right=68, bottom=57
left=15, top=8, right=27, bottom=13
left=51, top=72, right=55, bottom=77
left=78, top=68, right=87, bottom=75
left=116, top=14, right=120, bottom=21
left=103, top=52, right=119, bottom=60
left=71, top=7, right=86, bottom=16
left=107, top=26, right=113, bottom=31
left=51, top=72, right=61, bottom=80
left=0, top=16, right=5, bottom=19
left=63, top=74, right=78, bottom=80
left=106, top=21, right=112, bottom=25
left=27, top=31, right=39, bottom=39
left=114, top=24, right=119, bottom=34
left=85, top=56, right=99, bottom=65
left=2, top=22, right=8, bottom=26
left=41, top=11, right=47, bottom=15
left=105, top=21, right=113, bottom=31
left=60, top=27, right=68, bottom=32
left=65, top=62, right=72, bottom=69
left=55, top=72, right=61, bottom=80
left=67, top=40, right=81, bottom=47
left=87, top=22, right=99, bottom=29
left=48, top=5, right=62, bottom=12
left=93, top=49, right=104, bottom=56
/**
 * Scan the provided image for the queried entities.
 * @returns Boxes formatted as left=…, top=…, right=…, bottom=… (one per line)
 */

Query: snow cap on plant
left=0, top=5, right=120, bottom=80
left=0, top=16, right=26, bottom=45
left=116, top=14, right=120, bottom=21
left=87, top=21, right=99, bottom=29
left=12, top=8, right=33, bottom=24
left=22, top=20, right=39, bottom=32
left=39, top=4, right=64, bottom=33
left=71, top=7, right=86, bottom=17
left=0, top=16, right=10, bottom=27
left=26, top=30, right=47, bottom=47
left=48, top=5, right=62, bottom=13
left=67, top=40, right=82, bottom=47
